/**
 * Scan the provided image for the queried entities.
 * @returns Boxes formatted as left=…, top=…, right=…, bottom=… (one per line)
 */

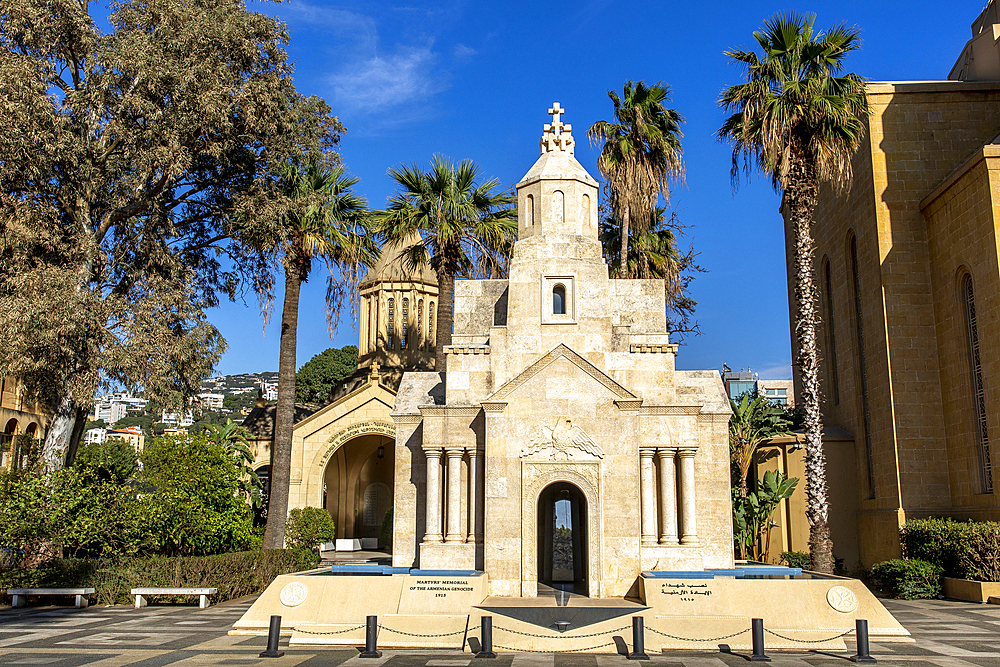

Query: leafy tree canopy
left=73, top=437, right=139, bottom=483
left=0, top=0, right=345, bottom=468
left=295, top=346, right=359, bottom=403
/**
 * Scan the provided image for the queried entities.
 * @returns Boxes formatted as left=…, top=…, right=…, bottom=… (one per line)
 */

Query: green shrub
left=285, top=507, right=336, bottom=550
left=0, top=549, right=317, bottom=606
left=380, top=507, right=393, bottom=551
left=870, top=558, right=942, bottom=599
left=901, top=517, right=1000, bottom=581
left=779, top=551, right=811, bottom=569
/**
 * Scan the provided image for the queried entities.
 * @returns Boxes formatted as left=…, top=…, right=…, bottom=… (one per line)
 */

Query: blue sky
left=207, top=0, right=978, bottom=379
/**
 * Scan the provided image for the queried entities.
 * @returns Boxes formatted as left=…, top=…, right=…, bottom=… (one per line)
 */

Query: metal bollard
left=259, top=615, right=285, bottom=658
left=850, top=619, right=877, bottom=663
left=359, top=615, right=381, bottom=658
left=627, top=616, right=649, bottom=660
left=750, top=618, right=771, bottom=662
left=476, top=615, right=496, bottom=658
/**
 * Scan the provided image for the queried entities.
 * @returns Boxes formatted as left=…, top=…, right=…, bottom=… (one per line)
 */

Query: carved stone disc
left=826, top=585, right=858, bottom=613
left=279, top=581, right=308, bottom=607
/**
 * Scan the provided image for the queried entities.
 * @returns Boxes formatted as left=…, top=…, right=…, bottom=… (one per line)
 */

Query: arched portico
left=312, top=420, right=396, bottom=543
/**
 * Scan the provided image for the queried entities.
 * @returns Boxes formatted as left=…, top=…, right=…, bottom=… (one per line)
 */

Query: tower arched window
left=387, top=298, right=395, bottom=350
left=418, top=299, right=424, bottom=348
left=824, top=260, right=841, bottom=405
left=963, top=273, right=993, bottom=493
left=402, top=298, right=409, bottom=350
left=428, top=301, right=435, bottom=348
left=553, top=284, right=566, bottom=315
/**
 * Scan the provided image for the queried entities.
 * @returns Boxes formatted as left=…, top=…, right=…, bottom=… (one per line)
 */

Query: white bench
left=8, top=587, right=95, bottom=608
left=131, top=587, right=218, bottom=609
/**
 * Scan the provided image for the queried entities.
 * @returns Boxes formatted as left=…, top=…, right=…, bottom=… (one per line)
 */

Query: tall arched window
left=428, top=301, right=435, bottom=348
left=402, top=298, right=409, bottom=350
left=824, top=260, right=841, bottom=405
left=553, top=284, right=566, bottom=315
left=526, top=194, right=535, bottom=226
left=418, top=299, right=424, bottom=348
left=963, top=273, right=993, bottom=493
left=387, top=297, right=395, bottom=350
left=850, top=236, right=876, bottom=498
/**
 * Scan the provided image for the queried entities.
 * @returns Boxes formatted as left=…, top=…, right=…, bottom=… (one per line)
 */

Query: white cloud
left=329, top=44, right=446, bottom=114
left=453, top=43, right=476, bottom=59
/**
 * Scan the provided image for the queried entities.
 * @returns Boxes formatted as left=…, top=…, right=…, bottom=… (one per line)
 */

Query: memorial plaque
left=397, top=574, right=487, bottom=614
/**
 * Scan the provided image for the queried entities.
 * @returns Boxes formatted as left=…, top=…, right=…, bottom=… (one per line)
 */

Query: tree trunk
left=42, top=396, right=76, bottom=470
left=435, top=269, right=454, bottom=372
left=784, top=146, right=833, bottom=574
left=261, top=263, right=304, bottom=550
left=65, top=406, right=89, bottom=467
left=619, top=207, right=631, bottom=278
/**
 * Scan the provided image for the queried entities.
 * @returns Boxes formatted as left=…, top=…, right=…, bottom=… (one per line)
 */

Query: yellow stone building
left=1, top=376, right=49, bottom=470
left=245, top=237, right=438, bottom=544
left=782, top=2, right=1000, bottom=568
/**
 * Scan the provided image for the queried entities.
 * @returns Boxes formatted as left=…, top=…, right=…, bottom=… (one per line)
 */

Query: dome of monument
left=360, top=231, right=438, bottom=289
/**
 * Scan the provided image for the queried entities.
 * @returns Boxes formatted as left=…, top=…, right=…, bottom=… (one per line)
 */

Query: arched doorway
left=253, top=465, right=271, bottom=528
left=537, top=481, right=588, bottom=596
left=323, top=434, right=394, bottom=544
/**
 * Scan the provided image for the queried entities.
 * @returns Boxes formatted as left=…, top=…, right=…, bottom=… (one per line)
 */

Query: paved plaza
left=0, top=597, right=998, bottom=667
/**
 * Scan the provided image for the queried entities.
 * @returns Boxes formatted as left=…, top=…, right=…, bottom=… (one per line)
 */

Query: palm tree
left=588, top=81, right=684, bottom=278
left=729, top=392, right=793, bottom=499
left=377, top=156, right=517, bottom=371
left=718, top=12, right=869, bottom=573
left=259, top=161, right=375, bottom=550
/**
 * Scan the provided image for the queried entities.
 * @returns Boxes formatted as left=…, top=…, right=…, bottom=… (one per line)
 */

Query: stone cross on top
left=541, top=102, right=575, bottom=155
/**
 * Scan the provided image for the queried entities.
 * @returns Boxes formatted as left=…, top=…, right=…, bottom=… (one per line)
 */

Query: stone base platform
left=230, top=566, right=911, bottom=653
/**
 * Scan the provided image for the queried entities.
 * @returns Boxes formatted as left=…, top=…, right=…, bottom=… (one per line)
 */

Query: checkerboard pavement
left=0, top=597, right=997, bottom=667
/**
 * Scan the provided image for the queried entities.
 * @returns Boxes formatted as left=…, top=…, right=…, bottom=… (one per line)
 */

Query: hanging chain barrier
left=764, top=628, right=854, bottom=644
left=493, top=642, right=617, bottom=653
left=378, top=625, right=480, bottom=638
left=646, top=626, right=750, bottom=642
left=493, top=624, right=632, bottom=640
left=291, top=625, right=365, bottom=636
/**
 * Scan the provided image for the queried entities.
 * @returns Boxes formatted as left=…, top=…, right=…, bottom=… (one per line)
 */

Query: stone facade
left=392, top=105, right=733, bottom=598
left=785, top=69, right=1000, bottom=566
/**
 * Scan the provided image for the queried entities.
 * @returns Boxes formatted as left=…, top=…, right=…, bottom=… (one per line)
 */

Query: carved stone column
left=657, top=447, right=679, bottom=545
left=640, top=448, right=657, bottom=545
left=678, top=448, right=699, bottom=545
left=423, top=448, right=443, bottom=543
left=467, top=448, right=482, bottom=543
left=444, top=448, right=464, bottom=543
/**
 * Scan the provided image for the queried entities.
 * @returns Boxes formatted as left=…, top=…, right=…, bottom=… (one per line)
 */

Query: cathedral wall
left=800, top=81, right=1000, bottom=566
left=924, top=148, right=1000, bottom=515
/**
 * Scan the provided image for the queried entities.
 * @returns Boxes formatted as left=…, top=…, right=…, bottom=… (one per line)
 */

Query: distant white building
left=161, top=409, right=194, bottom=427
left=83, top=428, right=107, bottom=445
left=257, top=379, right=277, bottom=401
left=197, top=393, right=225, bottom=411
left=91, top=401, right=128, bottom=425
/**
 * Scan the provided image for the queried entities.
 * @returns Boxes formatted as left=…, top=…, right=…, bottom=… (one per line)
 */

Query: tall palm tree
left=588, top=81, right=684, bottom=278
left=377, top=156, right=517, bottom=371
left=259, top=161, right=375, bottom=550
left=718, top=12, right=869, bottom=573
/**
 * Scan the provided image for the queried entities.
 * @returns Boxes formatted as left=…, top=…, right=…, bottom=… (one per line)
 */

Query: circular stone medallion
left=279, top=582, right=308, bottom=607
left=826, top=585, right=859, bottom=613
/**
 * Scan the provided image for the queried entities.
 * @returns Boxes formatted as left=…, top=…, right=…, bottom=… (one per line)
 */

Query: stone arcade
left=233, top=105, right=907, bottom=651
left=389, top=102, right=734, bottom=598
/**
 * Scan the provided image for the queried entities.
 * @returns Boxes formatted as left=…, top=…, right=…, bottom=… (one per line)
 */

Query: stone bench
left=131, top=587, right=218, bottom=609
left=8, top=588, right=95, bottom=608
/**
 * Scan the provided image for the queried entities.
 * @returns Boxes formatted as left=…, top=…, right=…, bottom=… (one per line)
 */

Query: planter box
left=942, top=576, right=1000, bottom=603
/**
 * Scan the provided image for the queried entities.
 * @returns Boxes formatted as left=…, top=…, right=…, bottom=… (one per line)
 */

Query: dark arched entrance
left=537, top=481, right=588, bottom=596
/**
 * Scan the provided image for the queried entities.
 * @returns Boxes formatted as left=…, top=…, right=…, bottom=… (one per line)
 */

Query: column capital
left=423, top=447, right=443, bottom=457
left=639, top=447, right=656, bottom=458
left=677, top=447, right=698, bottom=458
left=656, top=446, right=679, bottom=458
left=444, top=447, right=465, bottom=458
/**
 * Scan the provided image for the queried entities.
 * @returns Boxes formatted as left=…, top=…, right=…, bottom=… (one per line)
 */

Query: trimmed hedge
left=0, top=549, right=317, bottom=606
left=901, top=518, right=1000, bottom=582
left=870, top=558, right=942, bottom=599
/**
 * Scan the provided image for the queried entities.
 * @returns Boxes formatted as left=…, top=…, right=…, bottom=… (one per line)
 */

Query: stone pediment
left=485, top=343, right=638, bottom=403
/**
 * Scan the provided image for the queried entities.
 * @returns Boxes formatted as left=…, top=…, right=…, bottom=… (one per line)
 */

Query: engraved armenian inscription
left=409, top=579, right=474, bottom=598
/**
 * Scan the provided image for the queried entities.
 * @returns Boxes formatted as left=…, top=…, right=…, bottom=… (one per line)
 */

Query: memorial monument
left=233, top=105, right=908, bottom=652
